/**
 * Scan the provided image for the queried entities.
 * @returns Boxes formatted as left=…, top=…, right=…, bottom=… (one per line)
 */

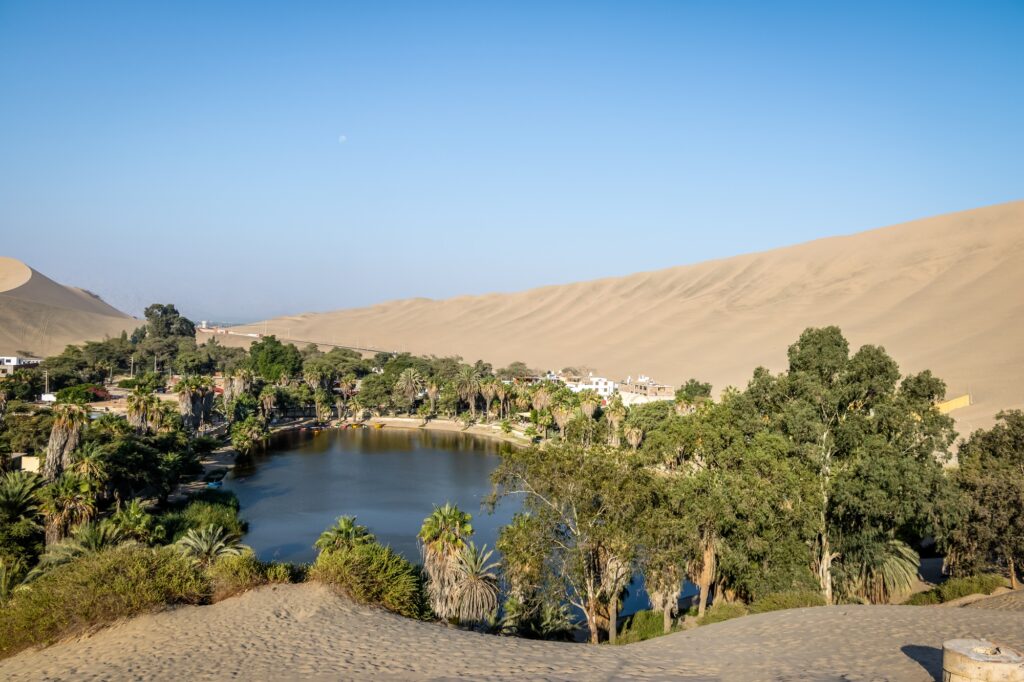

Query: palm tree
left=314, top=515, right=374, bottom=553
left=43, top=402, right=88, bottom=481
left=550, top=394, right=575, bottom=439
left=604, top=396, right=626, bottom=447
left=452, top=542, right=500, bottom=626
left=303, top=367, right=326, bottom=391
left=0, top=556, right=28, bottom=602
left=493, top=381, right=507, bottom=420
left=419, top=502, right=474, bottom=619
left=395, top=368, right=425, bottom=416
left=126, top=387, right=159, bottom=434
left=176, top=525, right=245, bottom=567
left=578, top=390, right=601, bottom=419
left=37, top=521, right=133, bottom=571
left=426, top=380, right=441, bottom=416
left=110, top=499, right=166, bottom=544
left=41, top=474, right=96, bottom=545
left=259, top=385, right=278, bottom=421
left=176, top=376, right=216, bottom=432
left=454, top=367, right=481, bottom=419
left=0, top=471, right=42, bottom=526
left=531, top=385, right=551, bottom=413
left=480, top=379, right=497, bottom=422
left=624, top=423, right=644, bottom=450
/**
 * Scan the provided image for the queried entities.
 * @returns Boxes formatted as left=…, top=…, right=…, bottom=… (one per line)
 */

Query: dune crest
left=234, top=201, right=1024, bottom=434
left=0, top=257, right=136, bottom=357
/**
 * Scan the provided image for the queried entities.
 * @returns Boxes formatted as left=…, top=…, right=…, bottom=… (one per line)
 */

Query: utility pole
left=44, top=370, right=49, bottom=395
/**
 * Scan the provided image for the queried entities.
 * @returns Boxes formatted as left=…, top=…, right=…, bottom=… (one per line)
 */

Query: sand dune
left=1, top=584, right=1022, bottom=680
left=0, top=257, right=136, bottom=357
left=234, top=201, right=1024, bottom=436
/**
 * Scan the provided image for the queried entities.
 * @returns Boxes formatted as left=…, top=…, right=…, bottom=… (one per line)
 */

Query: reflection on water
left=224, top=427, right=683, bottom=617
left=224, top=428, right=515, bottom=565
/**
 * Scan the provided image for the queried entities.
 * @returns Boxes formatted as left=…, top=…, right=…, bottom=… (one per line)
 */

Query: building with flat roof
left=618, top=374, right=675, bottom=405
left=0, top=356, right=40, bottom=378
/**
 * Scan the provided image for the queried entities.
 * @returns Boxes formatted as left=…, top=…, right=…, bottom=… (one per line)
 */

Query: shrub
left=904, top=590, right=941, bottom=605
left=937, top=574, right=1006, bottom=602
left=696, top=601, right=748, bottom=626
left=0, top=546, right=207, bottom=658
left=205, top=551, right=296, bottom=602
left=159, top=491, right=245, bottom=542
left=749, top=590, right=827, bottom=614
left=617, top=609, right=675, bottom=644
left=55, top=384, right=110, bottom=403
left=309, top=542, right=428, bottom=619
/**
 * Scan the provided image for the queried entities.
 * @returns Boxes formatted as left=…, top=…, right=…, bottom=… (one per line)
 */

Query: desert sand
left=227, top=201, right=1024, bottom=435
left=1, top=583, right=1022, bottom=680
left=0, top=257, right=136, bottom=358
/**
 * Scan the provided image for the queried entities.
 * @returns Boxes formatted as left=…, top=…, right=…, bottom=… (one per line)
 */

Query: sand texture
left=2, top=583, right=1023, bottom=680
left=231, top=201, right=1024, bottom=435
left=0, top=257, right=136, bottom=357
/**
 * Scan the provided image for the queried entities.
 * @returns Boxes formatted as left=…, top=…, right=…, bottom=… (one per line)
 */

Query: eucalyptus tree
left=746, top=326, right=955, bottom=604
left=490, top=441, right=649, bottom=644
left=42, top=402, right=88, bottom=481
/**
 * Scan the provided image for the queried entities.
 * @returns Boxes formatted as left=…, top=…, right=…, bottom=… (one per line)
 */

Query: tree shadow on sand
left=901, top=644, right=942, bottom=680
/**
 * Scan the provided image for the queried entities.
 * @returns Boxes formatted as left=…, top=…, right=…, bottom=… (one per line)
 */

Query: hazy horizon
left=2, top=2, right=1022, bottom=321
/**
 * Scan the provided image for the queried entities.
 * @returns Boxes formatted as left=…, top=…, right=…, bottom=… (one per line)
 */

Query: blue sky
left=1, top=1, right=1021, bottom=321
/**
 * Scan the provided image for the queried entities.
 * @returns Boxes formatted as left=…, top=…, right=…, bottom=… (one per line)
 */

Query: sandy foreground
left=2, top=584, right=1023, bottom=681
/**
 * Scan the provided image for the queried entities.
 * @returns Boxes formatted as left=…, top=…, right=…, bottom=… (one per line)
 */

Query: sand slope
left=0, top=257, right=136, bottom=357
left=235, top=202, right=1024, bottom=435
left=1, top=583, right=1022, bottom=680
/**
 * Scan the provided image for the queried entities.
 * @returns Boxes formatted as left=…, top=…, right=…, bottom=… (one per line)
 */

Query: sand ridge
left=1, top=583, right=1022, bottom=680
left=0, top=257, right=135, bottom=357
left=230, top=201, right=1024, bottom=435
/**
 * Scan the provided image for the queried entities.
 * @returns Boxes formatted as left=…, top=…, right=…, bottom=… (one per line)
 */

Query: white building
left=0, top=356, right=39, bottom=378
left=566, top=372, right=617, bottom=399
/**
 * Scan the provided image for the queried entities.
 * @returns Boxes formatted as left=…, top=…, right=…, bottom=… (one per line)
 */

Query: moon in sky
left=338, top=135, right=347, bottom=143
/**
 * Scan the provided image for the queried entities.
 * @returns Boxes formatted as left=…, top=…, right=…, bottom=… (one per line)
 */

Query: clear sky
left=1, top=1, right=1021, bottom=322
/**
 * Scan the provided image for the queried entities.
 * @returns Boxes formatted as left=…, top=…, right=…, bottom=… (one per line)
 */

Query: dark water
left=224, top=427, right=516, bottom=565
left=224, top=427, right=685, bottom=617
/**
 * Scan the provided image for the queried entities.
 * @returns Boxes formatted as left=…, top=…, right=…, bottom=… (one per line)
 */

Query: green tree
left=315, top=515, right=374, bottom=553
left=418, top=502, right=473, bottom=619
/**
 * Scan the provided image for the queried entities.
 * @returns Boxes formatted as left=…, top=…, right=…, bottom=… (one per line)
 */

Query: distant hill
left=0, top=257, right=136, bottom=357
left=231, top=201, right=1024, bottom=435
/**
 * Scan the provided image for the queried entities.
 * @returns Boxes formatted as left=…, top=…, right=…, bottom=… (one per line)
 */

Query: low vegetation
left=617, top=609, right=681, bottom=644
left=904, top=574, right=1007, bottom=605
left=206, top=550, right=292, bottom=601
left=309, top=540, right=428, bottom=619
left=749, top=591, right=828, bottom=614
left=0, top=546, right=207, bottom=658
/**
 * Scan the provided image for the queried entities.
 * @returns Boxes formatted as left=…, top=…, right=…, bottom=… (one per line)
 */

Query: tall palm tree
left=259, top=385, right=278, bottom=421
left=493, top=381, right=507, bottom=420
left=480, top=379, right=497, bottom=422
left=395, top=368, right=425, bottom=416
left=41, top=474, right=96, bottom=545
left=624, top=423, right=644, bottom=450
left=126, top=387, right=159, bottom=434
left=43, top=402, right=88, bottom=481
left=314, top=515, right=374, bottom=553
left=419, top=502, right=474, bottom=619
left=454, top=367, right=481, bottom=419
left=70, top=442, right=109, bottom=501
left=452, top=542, right=501, bottom=626
left=531, top=385, right=551, bottom=413
left=604, top=396, right=626, bottom=447
left=176, top=525, right=245, bottom=567
left=426, top=380, right=441, bottom=416
left=578, top=390, right=601, bottom=419
left=550, top=394, right=575, bottom=439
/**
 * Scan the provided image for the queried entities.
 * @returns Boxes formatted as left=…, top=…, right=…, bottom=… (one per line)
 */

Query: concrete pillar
left=943, top=639, right=1024, bottom=682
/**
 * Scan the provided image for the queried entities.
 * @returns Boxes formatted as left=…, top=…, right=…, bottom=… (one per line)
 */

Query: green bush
left=902, top=574, right=1006, bottom=605
left=205, top=551, right=296, bottom=601
left=160, top=491, right=245, bottom=542
left=309, top=542, right=428, bottom=619
left=904, top=590, right=941, bottom=605
left=937, top=574, right=1006, bottom=602
left=617, top=609, right=675, bottom=644
left=749, top=590, right=827, bottom=614
left=696, top=601, right=748, bottom=626
left=0, top=546, right=207, bottom=658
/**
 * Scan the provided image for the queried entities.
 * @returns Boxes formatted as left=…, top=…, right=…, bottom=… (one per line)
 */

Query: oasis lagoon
left=223, top=427, right=516, bottom=565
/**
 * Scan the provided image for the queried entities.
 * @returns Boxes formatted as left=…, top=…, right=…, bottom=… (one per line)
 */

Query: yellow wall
left=937, top=394, right=971, bottom=414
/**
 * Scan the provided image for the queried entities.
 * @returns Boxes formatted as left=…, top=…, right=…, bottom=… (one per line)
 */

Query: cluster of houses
left=539, top=370, right=676, bottom=407
left=0, top=355, right=39, bottom=378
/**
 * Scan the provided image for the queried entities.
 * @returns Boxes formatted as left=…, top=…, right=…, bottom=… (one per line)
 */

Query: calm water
left=224, top=426, right=682, bottom=617
left=223, top=427, right=516, bottom=565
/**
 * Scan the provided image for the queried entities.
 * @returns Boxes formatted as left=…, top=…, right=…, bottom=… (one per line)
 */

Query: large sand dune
left=234, top=201, right=1024, bottom=435
left=0, top=257, right=136, bottom=357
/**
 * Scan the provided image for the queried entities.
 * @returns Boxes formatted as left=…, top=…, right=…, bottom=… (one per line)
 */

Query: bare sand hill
left=2, top=583, right=1023, bottom=680
left=0, top=257, right=136, bottom=357
left=231, top=201, right=1024, bottom=436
